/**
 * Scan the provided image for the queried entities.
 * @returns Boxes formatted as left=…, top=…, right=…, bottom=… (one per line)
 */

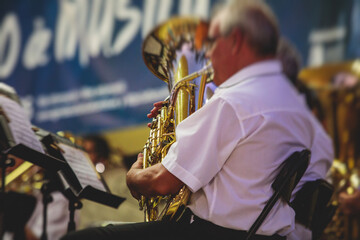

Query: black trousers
left=61, top=209, right=286, bottom=240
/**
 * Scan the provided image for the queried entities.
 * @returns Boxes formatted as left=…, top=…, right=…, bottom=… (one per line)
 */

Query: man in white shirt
left=62, top=0, right=333, bottom=239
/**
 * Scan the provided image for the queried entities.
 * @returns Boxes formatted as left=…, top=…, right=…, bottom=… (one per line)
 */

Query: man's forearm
left=126, top=154, right=184, bottom=199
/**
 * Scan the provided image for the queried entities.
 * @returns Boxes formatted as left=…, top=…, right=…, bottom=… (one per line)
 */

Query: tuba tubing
left=140, top=17, right=213, bottom=222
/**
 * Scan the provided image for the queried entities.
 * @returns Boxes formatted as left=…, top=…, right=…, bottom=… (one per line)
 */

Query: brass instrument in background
left=2, top=126, right=47, bottom=194
left=299, top=60, right=360, bottom=239
left=140, top=17, right=213, bottom=221
left=2, top=158, right=43, bottom=194
left=2, top=129, right=78, bottom=196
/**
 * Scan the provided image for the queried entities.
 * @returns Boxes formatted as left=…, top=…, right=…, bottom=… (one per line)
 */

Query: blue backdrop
left=0, top=0, right=358, bottom=134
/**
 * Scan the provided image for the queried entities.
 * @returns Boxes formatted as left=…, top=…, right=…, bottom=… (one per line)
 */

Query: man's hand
left=126, top=152, right=184, bottom=200
left=339, top=189, right=360, bottom=215
left=126, top=153, right=143, bottom=200
left=147, top=101, right=164, bottom=127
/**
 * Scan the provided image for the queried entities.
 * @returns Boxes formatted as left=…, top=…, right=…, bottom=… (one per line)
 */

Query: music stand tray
left=5, top=144, right=67, bottom=172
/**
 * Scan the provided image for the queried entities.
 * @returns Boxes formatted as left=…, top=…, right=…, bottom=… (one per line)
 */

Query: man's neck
left=239, top=53, right=275, bottom=70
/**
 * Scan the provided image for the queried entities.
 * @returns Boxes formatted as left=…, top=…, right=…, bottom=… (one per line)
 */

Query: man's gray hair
left=213, top=0, right=279, bottom=56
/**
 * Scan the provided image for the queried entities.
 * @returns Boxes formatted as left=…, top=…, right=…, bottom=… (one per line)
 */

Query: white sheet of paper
left=0, top=95, right=44, bottom=153
left=59, top=142, right=106, bottom=192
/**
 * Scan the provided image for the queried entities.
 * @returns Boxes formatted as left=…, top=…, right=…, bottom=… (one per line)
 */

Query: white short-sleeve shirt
left=162, top=60, right=333, bottom=236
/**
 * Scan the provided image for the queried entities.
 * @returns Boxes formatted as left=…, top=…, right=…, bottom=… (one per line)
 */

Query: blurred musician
left=339, top=190, right=360, bottom=215
left=81, top=134, right=111, bottom=174
left=276, top=37, right=333, bottom=240
left=24, top=173, right=73, bottom=240
left=335, top=72, right=360, bottom=216
left=61, top=0, right=333, bottom=239
left=277, top=37, right=326, bottom=128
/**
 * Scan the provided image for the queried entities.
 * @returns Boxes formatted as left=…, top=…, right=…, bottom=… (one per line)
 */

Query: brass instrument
left=140, top=17, right=213, bottom=221
left=2, top=130, right=78, bottom=195
left=1, top=126, right=47, bottom=194
left=2, top=158, right=42, bottom=194
left=299, top=60, right=360, bottom=239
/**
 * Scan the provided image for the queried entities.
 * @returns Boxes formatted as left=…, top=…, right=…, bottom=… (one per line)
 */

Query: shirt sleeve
left=162, top=97, right=244, bottom=192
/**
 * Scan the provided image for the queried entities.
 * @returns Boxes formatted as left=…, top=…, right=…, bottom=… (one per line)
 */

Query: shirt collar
left=217, top=59, right=283, bottom=89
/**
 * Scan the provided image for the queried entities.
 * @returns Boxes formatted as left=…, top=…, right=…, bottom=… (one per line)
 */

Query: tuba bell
left=140, top=17, right=213, bottom=222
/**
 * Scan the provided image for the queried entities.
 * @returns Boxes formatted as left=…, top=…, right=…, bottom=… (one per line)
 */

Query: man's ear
left=231, top=28, right=243, bottom=54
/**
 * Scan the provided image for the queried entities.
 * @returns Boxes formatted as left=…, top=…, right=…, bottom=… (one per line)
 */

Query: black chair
left=291, top=179, right=336, bottom=240
left=245, top=149, right=311, bottom=240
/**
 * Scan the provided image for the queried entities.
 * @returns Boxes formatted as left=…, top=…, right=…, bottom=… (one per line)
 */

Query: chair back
left=291, top=179, right=336, bottom=240
left=245, top=149, right=311, bottom=240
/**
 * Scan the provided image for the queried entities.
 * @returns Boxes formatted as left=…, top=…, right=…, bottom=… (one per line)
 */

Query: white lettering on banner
left=37, top=81, right=128, bottom=108
left=55, top=0, right=78, bottom=63
left=179, top=0, right=210, bottom=19
left=142, top=0, right=211, bottom=38
left=77, top=0, right=91, bottom=66
left=122, top=86, right=168, bottom=107
left=36, top=86, right=168, bottom=122
left=110, top=0, right=142, bottom=57
left=55, top=0, right=141, bottom=65
left=0, top=13, right=21, bottom=78
left=88, top=0, right=114, bottom=57
left=22, top=17, right=52, bottom=69
left=37, top=98, right=124, bottom=121
left=0, top=0, right=212, bottom=78
left=21, top=95, right=34, bottom=119
left=142, top=0, right=172, bottom=38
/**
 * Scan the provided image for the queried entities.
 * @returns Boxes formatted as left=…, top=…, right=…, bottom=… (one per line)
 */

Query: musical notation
left=0, top=95, right=44, bottom=153
left=58, top=143, right=106, bottom=192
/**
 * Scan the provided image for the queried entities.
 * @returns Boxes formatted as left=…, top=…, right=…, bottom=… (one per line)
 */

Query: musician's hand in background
left=147, top=101, right=164, bottom=127
left=339, top=190, right=360, bottom=215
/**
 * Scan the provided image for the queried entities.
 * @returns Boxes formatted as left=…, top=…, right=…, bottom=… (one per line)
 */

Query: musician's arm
left=126, top=153, right=184, bottom=200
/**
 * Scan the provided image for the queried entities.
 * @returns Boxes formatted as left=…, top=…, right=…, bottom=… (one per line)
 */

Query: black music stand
left=40, top=133, right=125, bottom=232
left=0, top=134, right=125, bottom=238
left=0, top=104, right=59, bottom=239
left=41, top=133, right=125, bottom=206
left=0, top=85, right=80, bottom=239
left=0, top=89, right=125, bottom=238
left=40, top=178, right=54, bottom=240
left=3, top=136, right=125, bottom=238
left=0, top=143, right=67, bottom=240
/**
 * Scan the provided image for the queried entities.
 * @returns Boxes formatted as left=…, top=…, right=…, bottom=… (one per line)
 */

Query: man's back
left=171, top=59, right=334, bottom=236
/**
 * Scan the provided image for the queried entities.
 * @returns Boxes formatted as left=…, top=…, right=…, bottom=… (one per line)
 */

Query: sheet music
left=0, top=95, right=44, bottom=153
left=58, top=143, right=106, bottom=192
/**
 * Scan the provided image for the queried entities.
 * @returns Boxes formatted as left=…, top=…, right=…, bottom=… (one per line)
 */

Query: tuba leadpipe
left=170, top=62, right=212, bottom=109
left=172, top=62, right=213, bottom=87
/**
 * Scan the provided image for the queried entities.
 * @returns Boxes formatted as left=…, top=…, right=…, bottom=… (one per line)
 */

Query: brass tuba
left=299, top=61, right=360, bottom=239
left=140, top=17, right=213, bottom=222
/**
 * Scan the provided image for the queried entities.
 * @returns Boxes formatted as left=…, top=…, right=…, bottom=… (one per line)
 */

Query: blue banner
left=0, top=0, right=358, bottom=134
